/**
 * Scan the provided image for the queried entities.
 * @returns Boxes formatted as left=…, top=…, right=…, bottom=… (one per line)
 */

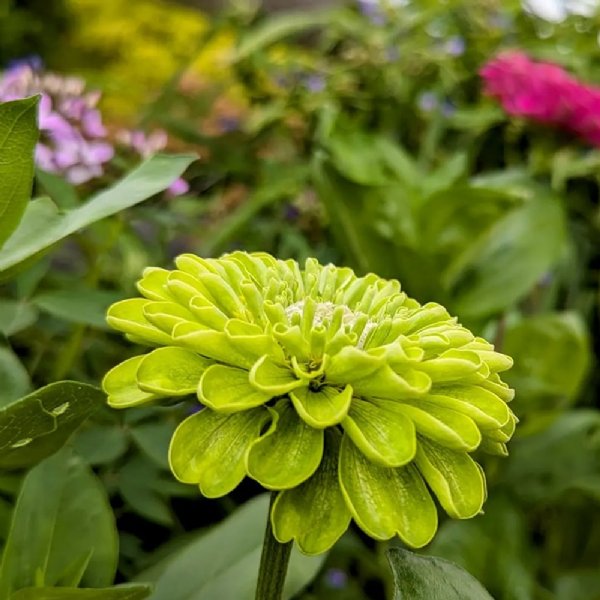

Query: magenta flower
left=481, top=51, right=600, bottom=146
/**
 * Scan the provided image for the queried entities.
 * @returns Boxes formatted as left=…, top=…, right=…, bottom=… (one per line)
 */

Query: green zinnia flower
left=102, top=252, right=515, bottom=554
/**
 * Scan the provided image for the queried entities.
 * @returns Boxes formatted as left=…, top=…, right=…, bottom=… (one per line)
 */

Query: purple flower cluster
left=0, top=64, right=191, bottom=195
left=0, top=65, right=114, bottom=184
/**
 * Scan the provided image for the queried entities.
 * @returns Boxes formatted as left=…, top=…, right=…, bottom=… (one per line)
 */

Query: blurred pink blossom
left=116, top=129, right=189, bottom=196
left=0, top=65, right=114, bottom=183
left=481, top=51, right=600, bottom=146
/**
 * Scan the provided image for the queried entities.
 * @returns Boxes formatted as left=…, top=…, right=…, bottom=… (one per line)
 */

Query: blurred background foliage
left=1, top=0, right=600, bottom=598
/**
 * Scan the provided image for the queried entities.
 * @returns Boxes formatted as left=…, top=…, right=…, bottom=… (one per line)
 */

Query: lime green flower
left=103, top=252, right=515, bottom=554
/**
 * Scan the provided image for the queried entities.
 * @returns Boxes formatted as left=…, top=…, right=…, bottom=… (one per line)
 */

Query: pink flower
left=0, top=65, right=114, bottom=183
left=480, top=51, right=600, bottom=146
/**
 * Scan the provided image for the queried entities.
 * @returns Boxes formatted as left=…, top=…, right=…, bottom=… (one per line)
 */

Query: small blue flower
left=325, top=568, right=348, bottom=589
left=444, top=36, right=466, bottom=57
left=418, top=91, right=439, bottom=112
left=304, top=74, right=326, bottom=93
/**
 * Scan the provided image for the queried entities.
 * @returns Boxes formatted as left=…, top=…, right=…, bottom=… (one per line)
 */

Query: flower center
left=284, top=300, right=376, bottom=349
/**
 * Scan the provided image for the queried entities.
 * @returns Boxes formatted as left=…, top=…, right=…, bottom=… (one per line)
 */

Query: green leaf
left=272, top=430, right=351, bottom=554
left=73, top=425, right=128, bottom=466
left=0, top=381, right=104, bottom=469
left=32, top=289, right=124, bottom=329
left=0, top=96, right=39, bottom=249
left=118, top=456, right=174, bottom=526
left=428, top=495, right=535, bottom=600
left=502, top=411, right=600, bottom=502
left=446, top=192, right=566, bottom=318
left=503, top=312, right=591, bottom=410
left=246, top=400, right=323, bottom=489
left=0, top=153, right=196, bottom=274
left=0, top=346, right=31, bottom=407
left=130, top=421, right=174, bottom=469
left=137, top=494, right=324, bottom=600
left=387, top=547, right=493, bottom=599
left=312, top=154, right=398, bottom=278
left=0, top=448, right=118, bottom=597
left=35, top=167, right=79, bottom=209
left=236, top=9, right=335, bottom=59
left=0, top=299, right=38, bottom=336
left=169, top=407, right=268, bottom=498
left=339, top=435, right=437, bottom=547
left=10, top=584, right=152, bottom=599
left=555, top=571, right=600, bottom=600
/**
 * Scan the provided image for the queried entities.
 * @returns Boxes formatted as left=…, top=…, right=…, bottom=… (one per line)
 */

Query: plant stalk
left=255, top=493, right=293, bottom=600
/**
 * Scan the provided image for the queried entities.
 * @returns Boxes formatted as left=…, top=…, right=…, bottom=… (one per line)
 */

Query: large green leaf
left=503, top=312, right=590, bottom=411
left=0, top=346, right=31, bottom=407
left=446, top=191, right=566, bottom=318
left=502, top=411, right=600, bottom=503
left=11, top=584, right=152, bottom=600
left=0, top=381, right=104, bottom=469
left=0, top=448, right=118, bottom=597
left=0, top=96, right=39, bottom=249
left=32, top=289, right=124, bottom=329
left=137, top=494, right=325, bottom=600
left=0, top=299, right=38, bottom=336
left=387, top=548, right=493, bottom=600
left=0, top=153, right=196, bottom=274
left=312, top=154, right=398, bottom=278
left=428, top=496, right=535, bottom=600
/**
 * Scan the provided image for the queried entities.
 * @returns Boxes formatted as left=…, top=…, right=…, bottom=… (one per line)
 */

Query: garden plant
left=0, top=0, right=598, bottom=599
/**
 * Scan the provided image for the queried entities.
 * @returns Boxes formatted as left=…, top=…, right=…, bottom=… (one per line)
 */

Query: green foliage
left=137, top=494, right=325, bottom=600
left=10, top=585, right=152, bottom=600
left=0, top=382, right=104, bottom=469
left=387, top=547, right=493, bottom=599
left=0, top=96, right=39, bottom=248
left=0, top=153, right=196, bottom=275
left=0, top=448, right=118, bottom=597
left=1, top=0, right=600, bottom=597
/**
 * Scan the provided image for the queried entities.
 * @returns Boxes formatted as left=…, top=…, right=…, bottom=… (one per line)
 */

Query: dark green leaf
left=502, top=411, right=600, bottom=502
left=446, top=191, right=566, bottom=318
left=130, top=421, right=175, bottom=469
left=33, top=289, right=124, bottom=329
left=504, top=312, right=591, bottom=410
left=0, top=153, right=196, bottom=274
left=118, top=456, right=174, bottom=527
left=73, top=425, right=128, bottom=466
left=0, top=299, right=38, bottom=336
left=35, top=168, right=79, bottom=209
left=312, top=155, right=397, bottom=277
left=387, top=547, right=493, bottom=600
left=0, top=449, right=118, bottom=597
left=10, top=584, right=152, bottom=600
left=0, top=346, right=31, bottom=407
left=0, top=96, right=39, bottom=248
left=0, top=381, right=104, bottom=469
left=138, top=494, right=325, bottom=599
left=428, top=496, right=535, bottom=600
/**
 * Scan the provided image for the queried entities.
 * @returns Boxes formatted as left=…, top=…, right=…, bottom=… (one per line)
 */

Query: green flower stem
left=255, top=493, right=293, bottom=600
